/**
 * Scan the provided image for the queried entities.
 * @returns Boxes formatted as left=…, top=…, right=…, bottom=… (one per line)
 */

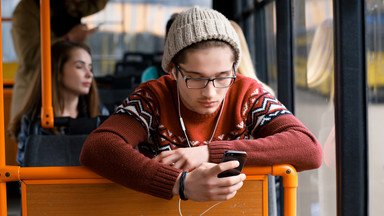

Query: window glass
left=293, top=0, right=334, bottom=215
left=1, top=0, right=19, bottom=18
left=83, top=0, right=212, bottom=76
left=265, top=2, right=277, bottom=92
left=1, top=0, right=19, bottom=62
left=366, top=1, right=384, bottom=215
left=3, top=0, right=211, bottom=77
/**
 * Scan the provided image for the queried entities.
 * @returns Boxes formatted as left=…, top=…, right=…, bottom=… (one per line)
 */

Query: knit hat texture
left=162, top=6, right=242, bottom=72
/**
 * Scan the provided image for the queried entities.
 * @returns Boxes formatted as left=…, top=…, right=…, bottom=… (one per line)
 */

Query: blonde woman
left=307, top=19, right=336, bottom=216
left=230, top=20, right=275, bottom=95
left=307, top=19, right=334, bottom=100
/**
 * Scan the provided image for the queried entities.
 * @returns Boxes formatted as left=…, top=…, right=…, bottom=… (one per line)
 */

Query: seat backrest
left=2, top=165, right=297, bottom=216
left=97, top=87, right=135, bottom=113
left=113, top=62, right=144, bottom=89
left=20, top=173, right=268, bottom=216
left=123, top=52, right=153, bottom=67
left=24, top=134, right=88, bottom=166
left=23, top=116, right=108, bottom=167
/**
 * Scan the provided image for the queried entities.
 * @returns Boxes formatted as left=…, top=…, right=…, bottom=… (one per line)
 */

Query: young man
left=80, top=6, right=322, bottom=202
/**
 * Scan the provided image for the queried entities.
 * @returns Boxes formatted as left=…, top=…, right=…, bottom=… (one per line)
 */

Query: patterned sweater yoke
left=115, top=74, right=290, bottom=157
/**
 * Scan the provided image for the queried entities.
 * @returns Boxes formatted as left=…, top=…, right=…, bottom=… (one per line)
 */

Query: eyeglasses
left=175, top=64, right=236, bottom=89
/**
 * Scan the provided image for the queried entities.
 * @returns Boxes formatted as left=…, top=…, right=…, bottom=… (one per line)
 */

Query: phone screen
left=217, top=150, right=247, bottom=178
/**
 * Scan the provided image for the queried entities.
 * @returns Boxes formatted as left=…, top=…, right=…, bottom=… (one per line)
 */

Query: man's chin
left=196, top=107, right=219, bottom=115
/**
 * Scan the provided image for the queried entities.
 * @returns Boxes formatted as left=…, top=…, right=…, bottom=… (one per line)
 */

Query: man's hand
left=66, top=24, right=98, bottom=43
left=173, top=161, right=246, bottom=202
left=154, top=145, right=209, bottom=171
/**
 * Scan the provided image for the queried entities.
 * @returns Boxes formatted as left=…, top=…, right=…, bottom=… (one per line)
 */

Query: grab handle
left=40, top=0, right=54, bottom=128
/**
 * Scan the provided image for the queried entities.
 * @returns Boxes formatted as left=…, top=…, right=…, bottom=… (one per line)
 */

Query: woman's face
left=175, top=46, right=235, bottom=115
left=61, top=48, right=93, bottom=97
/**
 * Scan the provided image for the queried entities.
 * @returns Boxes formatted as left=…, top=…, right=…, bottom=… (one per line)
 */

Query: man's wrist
left=64, top=34, right=70, bottom=41
left=172, top=172, right=182, bottom=195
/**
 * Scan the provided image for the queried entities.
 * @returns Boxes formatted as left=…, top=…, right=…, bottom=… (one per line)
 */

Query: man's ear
left=168, top=63, right=176, bottom=79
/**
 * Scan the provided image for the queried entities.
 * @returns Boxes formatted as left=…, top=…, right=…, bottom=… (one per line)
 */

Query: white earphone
left=172, top=67, right=176, bottom=79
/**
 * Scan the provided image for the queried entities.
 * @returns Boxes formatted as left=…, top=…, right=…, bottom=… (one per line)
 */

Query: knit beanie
left=162, top=6, right=242, bottom=72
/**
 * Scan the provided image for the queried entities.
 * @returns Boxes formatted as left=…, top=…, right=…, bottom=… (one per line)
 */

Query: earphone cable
left=178, top=198, right=223, bottom=216
left=176, top=84, right=225, bottom=148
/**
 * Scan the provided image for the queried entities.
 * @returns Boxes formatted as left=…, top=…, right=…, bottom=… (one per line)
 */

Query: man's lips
left=199, top=101, right=217, bottom=107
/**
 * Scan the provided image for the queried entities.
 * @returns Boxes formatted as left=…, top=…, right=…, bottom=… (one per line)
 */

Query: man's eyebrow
left=183, top=68, right=233, bottom=76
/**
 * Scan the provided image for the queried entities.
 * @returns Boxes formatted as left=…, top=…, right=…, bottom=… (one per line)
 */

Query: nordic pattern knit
left=80, top=74, right=323, bottom=199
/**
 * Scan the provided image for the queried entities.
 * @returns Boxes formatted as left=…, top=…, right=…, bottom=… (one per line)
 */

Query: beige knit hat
left=162, top=6, right=242, bottom=72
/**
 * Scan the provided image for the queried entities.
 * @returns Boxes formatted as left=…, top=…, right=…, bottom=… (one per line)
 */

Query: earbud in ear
left=172, top=68, right=176, bottom=79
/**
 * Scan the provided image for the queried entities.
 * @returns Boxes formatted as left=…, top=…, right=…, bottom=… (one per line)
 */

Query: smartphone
left=217, top=150, right=247, bottom=178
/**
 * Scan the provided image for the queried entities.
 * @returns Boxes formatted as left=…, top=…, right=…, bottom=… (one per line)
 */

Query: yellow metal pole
left=284, top=187, right=297, bottom=216
left=0, top=2, right=9, bottom=215
left=272, top=164, right=298, bottom=216
left=19, top=167, right=102, bottom=180
left=40, top=0, right=54, bottom=128
left=244, top=165, right=298, bottom=216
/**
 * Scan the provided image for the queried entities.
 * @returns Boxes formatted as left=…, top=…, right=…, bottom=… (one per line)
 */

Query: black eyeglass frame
left=174, top=63, right=237, bottom=89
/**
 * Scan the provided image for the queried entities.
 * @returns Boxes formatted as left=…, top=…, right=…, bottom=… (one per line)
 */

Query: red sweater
left=80, top=74, right=322, bottom=199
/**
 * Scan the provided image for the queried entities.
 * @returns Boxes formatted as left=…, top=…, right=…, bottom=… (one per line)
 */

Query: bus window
left=81, top=1, right=212, bottom=77
left=293, top=0, right=335, bottom=216
left=366, top=1, right=384, bottom=215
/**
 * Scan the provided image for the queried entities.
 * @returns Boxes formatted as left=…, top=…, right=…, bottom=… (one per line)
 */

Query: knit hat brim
left=162, top=7, right=241, bottom=72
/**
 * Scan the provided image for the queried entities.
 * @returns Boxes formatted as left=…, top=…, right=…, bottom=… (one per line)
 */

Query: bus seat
left=23, top=134, right=88, bottom=166
left=112, top=52, right=155, bottom=88
left=20, top=169, right=269, bottom=216
left=95, top=52, right=163, bottom=113
left=95, top=75, right=136, bottom=113
left=97, top=87, right=135, bottom=113
left=122, top=52, right=153, bottom=67
left=23, top=116, right=108, bottom=167
left=113, top=61, right=145, bottom=88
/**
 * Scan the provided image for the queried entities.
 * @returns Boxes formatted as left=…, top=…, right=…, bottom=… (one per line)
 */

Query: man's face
left=174, top=46, right=235, bottom=115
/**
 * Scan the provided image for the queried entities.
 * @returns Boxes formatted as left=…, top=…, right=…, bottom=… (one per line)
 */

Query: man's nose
left=201, top=80, right=216, bottom=97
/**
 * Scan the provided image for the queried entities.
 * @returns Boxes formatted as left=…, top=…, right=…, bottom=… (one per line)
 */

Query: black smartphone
left=217, top=150, right=247, bottom=178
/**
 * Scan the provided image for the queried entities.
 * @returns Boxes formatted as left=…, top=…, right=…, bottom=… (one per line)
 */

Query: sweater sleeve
left=66, top=0, right=108, bottom=18
left=80, top=114, right=182, bottom=199
left=208, top=114, right=323, bottom=172
left=11, top=0, right=41, bottom=74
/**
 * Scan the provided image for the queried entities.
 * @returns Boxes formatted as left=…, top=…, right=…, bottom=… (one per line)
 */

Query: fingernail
left=241, top=174, right=246, bottom=180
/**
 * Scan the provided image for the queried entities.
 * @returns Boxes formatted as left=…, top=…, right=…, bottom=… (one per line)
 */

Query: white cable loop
left=176, top=84, right=224, bottom=148
left=179, top=198, right=223, bottom=216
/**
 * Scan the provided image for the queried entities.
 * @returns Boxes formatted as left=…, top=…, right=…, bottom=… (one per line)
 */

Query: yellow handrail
left=0, top=3, right=7, bottom=216
left=40, top=0, right=54, bottom=128
left=0, top=165, right=297, bottom=216
left=244, top=165, right=297, bottom=216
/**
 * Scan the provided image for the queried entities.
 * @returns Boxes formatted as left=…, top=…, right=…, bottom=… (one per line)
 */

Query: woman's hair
left=307, top=19, right=334, bottom=101
left=230, top=20, right=275, bottom=95
left=8, top=40, right=102, bottom=141
left=229, top=21, right=257, bottom=79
